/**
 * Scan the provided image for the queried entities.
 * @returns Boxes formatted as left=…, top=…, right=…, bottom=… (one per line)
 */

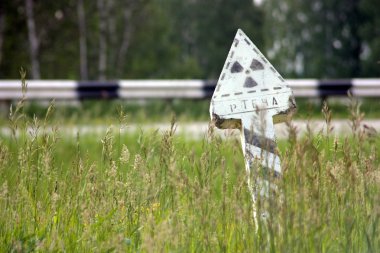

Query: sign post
left=210, top=29, right=296, bottom=222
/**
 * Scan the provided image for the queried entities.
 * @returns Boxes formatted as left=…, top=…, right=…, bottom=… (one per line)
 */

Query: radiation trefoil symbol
left=230, top=58, right=264, bottom=88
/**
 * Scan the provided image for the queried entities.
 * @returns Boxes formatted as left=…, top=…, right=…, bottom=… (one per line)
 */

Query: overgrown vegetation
left=1, top=97, right=380, bottom=126
left=0, top=75, right=379, bottom=252
left=2, top=0, right=380, bottom=79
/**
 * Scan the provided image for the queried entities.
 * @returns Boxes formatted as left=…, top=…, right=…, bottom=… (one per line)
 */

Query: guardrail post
left=0, top=100, right=10, bottom=117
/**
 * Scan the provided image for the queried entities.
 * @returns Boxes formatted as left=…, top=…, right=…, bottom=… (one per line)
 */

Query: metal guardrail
left=0, top=79, right=379, bottom=100
left=288, top=79, right=380, bottom=97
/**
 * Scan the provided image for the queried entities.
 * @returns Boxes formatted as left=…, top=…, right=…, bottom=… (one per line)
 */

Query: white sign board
left=210, top=29, right=296, bottom=219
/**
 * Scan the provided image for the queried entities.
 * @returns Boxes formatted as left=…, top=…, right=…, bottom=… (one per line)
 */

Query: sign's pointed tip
left=236, top=28, right=244, bottom=36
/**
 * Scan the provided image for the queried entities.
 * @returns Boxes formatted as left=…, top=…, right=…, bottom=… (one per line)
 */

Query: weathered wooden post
left=210, top=29, right=296, bottom=222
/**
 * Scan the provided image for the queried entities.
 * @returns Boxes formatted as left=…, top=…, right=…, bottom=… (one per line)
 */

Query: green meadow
left=2, top=97, right=379, bottom=126
left=0, top=94, right=379, bottom=252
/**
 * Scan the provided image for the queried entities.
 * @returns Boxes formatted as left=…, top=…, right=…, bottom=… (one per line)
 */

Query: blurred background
left=0, top=0, right=379, bottom=126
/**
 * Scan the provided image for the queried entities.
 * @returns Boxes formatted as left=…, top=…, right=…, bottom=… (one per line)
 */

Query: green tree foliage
left=0, top=0, right=379, bottom=79
left=163, top=0, right=264, bottom=78
left=359, top=0, right=380, bottom=76
left=124, top=0, right=264, bottom=79
left=1, top=0, right=79, bottom=79
left=264, top=0, right=365, bottom=78
left=0, top=0, right=263, bottom=79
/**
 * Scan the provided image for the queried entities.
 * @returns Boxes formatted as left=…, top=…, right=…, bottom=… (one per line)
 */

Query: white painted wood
left=210, top=29, right=296, bottom=173
left=210, top=29, right=297, bottom=223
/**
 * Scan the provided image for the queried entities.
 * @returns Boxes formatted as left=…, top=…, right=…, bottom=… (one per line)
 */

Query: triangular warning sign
left=209, top=29, right=297, bottom=185
left=212, top=29, right=291, bottom=102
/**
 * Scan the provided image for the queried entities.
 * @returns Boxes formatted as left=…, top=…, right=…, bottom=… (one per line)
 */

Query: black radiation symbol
left=230, top=58, right=264, bottom=88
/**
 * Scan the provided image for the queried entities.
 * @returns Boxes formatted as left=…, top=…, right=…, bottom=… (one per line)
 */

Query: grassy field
left=0, top=93, right=379, bottom=252
left=1, top=96, right=380, bottom=126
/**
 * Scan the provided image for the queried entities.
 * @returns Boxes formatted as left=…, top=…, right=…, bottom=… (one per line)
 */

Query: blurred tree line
left=0, top=0, right=378, bottom=80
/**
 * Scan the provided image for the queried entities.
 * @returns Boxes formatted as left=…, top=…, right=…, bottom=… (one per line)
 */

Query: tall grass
left=2, top=97, right=380, bottom=126
left=0, top=76, right=379, bottom=251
